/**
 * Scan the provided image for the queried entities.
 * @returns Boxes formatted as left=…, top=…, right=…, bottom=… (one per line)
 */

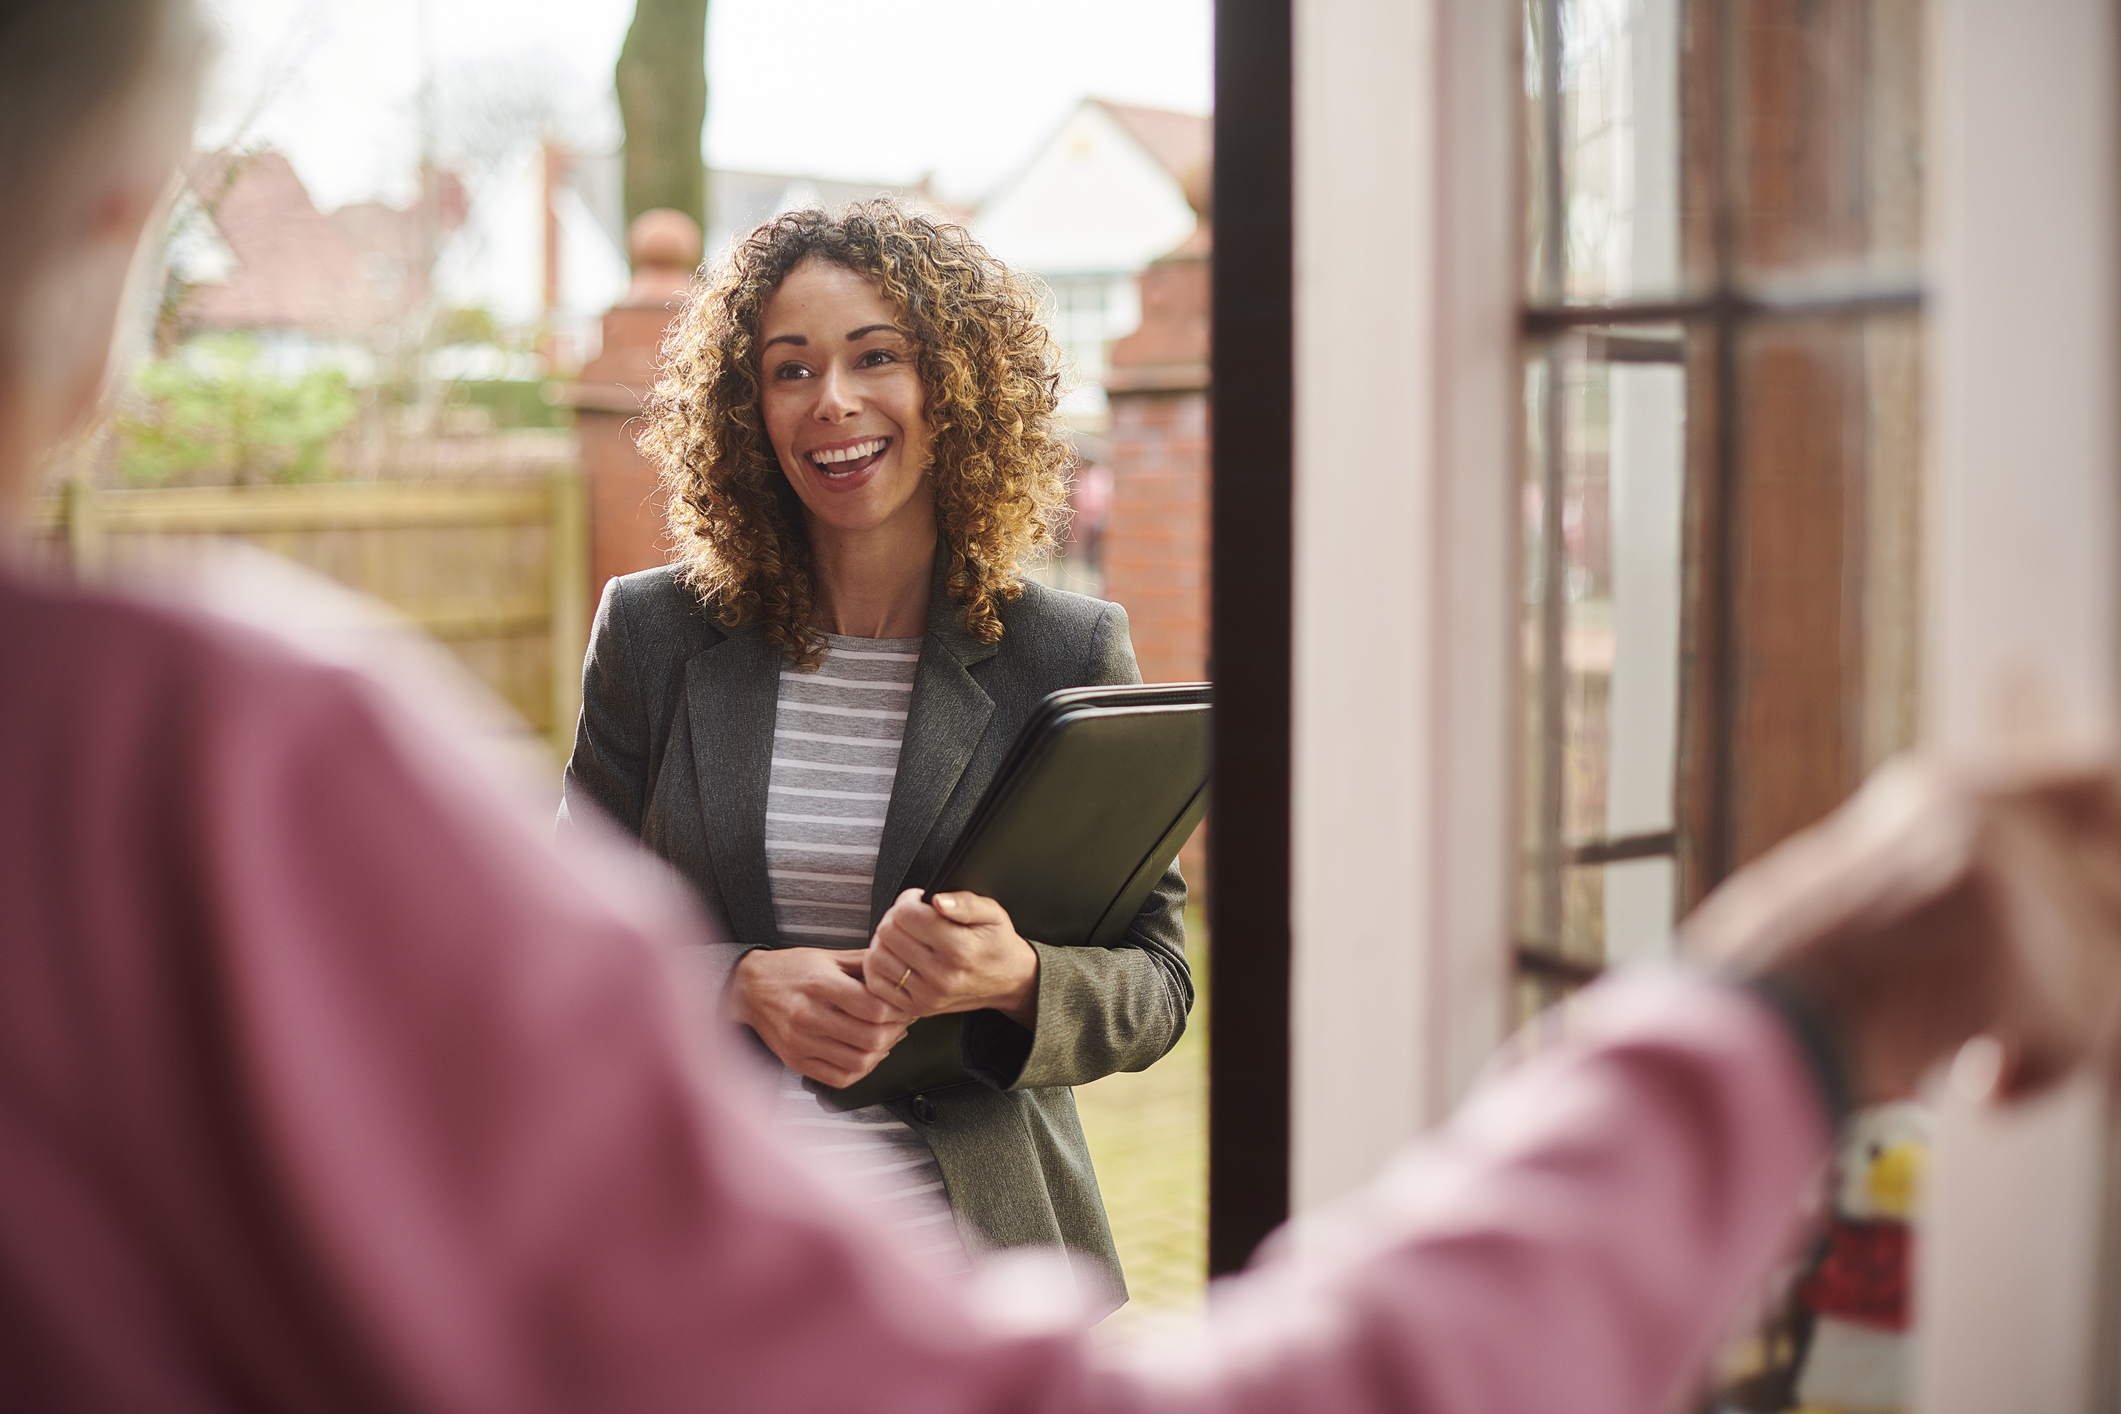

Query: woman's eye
left=858, top=348, right=897, bottom=367
left=773, top=362, right=812, bottom=381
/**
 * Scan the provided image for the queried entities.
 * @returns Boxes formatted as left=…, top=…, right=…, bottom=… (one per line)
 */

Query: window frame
left=1515, top=0, right=1926, bottom=997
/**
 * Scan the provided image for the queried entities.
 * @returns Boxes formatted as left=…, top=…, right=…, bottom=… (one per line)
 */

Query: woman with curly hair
left=560, top=200, right=1191, bottom=1308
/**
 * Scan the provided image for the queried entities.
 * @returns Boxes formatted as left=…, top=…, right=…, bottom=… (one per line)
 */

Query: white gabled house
left=973, top=98, right=1209, bottom=418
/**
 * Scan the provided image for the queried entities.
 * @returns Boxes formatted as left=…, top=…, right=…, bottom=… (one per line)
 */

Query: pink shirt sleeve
left=4, top=586, right=1832, bottom=1413
left=1092, top=975, right=1833, bottom=1414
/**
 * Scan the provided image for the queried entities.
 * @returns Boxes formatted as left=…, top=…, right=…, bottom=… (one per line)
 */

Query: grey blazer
left=558, top=562, right=1192, bottom=1302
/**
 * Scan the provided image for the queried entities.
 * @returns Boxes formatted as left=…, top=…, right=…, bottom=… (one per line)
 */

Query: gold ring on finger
left=896, top=965, right=914, bottom=992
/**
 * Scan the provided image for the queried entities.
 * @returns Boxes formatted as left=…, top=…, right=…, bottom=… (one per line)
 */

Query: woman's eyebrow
left=762, top=332, right=807, bottom=350
left=845, top=323, right=898, bottom=341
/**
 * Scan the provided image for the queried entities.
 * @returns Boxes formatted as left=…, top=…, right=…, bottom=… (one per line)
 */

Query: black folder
left=816, top=683, right=1212, bottom=1110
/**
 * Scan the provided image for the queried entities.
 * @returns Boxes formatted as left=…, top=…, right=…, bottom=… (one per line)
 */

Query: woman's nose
left=814, top=362, right=860, bottom=420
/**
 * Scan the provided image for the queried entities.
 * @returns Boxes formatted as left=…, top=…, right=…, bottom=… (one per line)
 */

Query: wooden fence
left=33, top=473, right=589, bottom=758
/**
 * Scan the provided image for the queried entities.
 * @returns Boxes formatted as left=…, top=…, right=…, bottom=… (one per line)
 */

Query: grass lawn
left=1073, top=910, right=1208, bottom=1325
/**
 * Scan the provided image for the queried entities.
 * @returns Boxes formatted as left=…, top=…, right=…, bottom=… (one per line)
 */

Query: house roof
left=1087, top=99, right=1211, bottom=200
left=179, top=150, right=464, bottom=339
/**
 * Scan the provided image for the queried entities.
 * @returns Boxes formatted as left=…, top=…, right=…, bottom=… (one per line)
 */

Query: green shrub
left=113, top=334, right=357, bottom=486
left=454, top=378, right=571, bottom=430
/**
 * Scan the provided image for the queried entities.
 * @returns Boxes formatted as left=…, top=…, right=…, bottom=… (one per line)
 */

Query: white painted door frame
left=1288, top=0, right=1519, bottom=1209
left=1916, top=1, right=2121, bottom=1409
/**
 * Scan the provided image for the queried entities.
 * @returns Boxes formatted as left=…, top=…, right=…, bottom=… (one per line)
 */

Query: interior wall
left=1288, top=0, right=1517, bottom=1210
left=1915, top=0, right=2121, bottom=1407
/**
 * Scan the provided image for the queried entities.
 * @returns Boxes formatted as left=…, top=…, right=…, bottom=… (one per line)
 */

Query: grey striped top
left=763, top=634, right=918, bottom=940
left=764, top=633, right=965, bottom=1269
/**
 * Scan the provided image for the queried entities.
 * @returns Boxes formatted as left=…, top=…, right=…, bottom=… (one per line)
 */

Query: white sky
left=197, top=0, right=1213, bottom=211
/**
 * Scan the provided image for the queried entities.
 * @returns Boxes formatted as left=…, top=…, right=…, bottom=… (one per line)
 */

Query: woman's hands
left=722, top=891, right=1040, bottom=1087
left=1694, top=756, right=2121, bottom=1107
left=863, top=889, right=1041, bottom=1028
left=725, top=947, right=918, bottom=1088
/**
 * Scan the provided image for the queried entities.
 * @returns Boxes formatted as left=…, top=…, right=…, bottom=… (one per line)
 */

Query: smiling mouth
left=809, top=436, right=890, bottom=479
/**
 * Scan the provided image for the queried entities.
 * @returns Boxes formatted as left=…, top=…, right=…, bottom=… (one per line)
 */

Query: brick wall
left=1102, top=230, right=1212, bottom=686
left=1103, top=389, right=1211, bottom=684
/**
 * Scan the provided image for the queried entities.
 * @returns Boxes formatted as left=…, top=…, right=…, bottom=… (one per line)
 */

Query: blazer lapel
left=869, top=584, right=998, bottom=920
left=683, top=624, right=783, bottom=945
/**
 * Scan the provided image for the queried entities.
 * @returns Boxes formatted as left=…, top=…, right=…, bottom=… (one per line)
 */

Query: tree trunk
left=615, top=0, right=709, bottom=232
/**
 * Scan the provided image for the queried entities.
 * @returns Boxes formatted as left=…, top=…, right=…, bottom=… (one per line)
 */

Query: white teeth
left=811, top=437, right=886, bottom=468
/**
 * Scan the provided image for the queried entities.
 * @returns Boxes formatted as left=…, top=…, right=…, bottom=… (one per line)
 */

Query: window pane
left=1693, top=311, right=1923, bottom=873
left=1524, top=0, right=1553, bottom=298
left=1519, top=333, right=1687, bottom=962
left=1691, top=0, right=1925, bottom=288
left=1526, top=0, right=1687, bottom=304
left=1602, top=854, right=1676, bottom=966
left=1519, top=349, right=1554, bottom=945
left=1606, top=350, right=1685, bottom=839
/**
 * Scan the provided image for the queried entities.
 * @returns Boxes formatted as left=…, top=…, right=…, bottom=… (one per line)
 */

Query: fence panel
left=31, top=474, right=590, bottom=759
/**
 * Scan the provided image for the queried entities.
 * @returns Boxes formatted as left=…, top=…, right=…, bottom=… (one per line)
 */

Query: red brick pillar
left=1103, top=228, right=1212, bottom=685
left=1102, top=227, right=1212, bottom=884
left=559, top=209, right=701, bottom=618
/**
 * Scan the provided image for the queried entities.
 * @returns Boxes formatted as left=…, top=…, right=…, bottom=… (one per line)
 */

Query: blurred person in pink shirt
left=6, top=2, right=2121, bottom=1410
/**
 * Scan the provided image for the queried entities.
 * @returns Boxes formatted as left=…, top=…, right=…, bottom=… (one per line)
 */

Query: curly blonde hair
left=639, top=200, right=1074, bottom=666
